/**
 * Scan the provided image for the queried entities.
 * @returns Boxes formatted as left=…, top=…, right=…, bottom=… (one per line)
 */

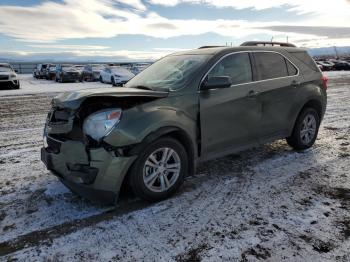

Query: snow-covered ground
left=0, top=72, right=349, bottom=261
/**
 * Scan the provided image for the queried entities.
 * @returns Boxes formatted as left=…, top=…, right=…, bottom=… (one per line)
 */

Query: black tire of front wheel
left=129, top=137, right=188, bottom=202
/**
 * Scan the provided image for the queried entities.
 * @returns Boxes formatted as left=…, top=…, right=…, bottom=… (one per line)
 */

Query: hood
left=52, top=87, right=169, bottom=110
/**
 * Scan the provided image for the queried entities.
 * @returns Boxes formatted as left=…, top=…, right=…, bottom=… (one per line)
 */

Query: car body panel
left=41, top=45, right=327, bottom=203
left=199, top=82, right=261, bottom=157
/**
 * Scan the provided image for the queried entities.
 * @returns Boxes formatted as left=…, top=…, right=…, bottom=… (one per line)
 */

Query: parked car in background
left=73, top=65, right=85, bottom=81
left=82, top=64, right=105, bottom=81
left=129, top=63, right=151, bottom=75
left=41, top=42, right=327, bottom=204
left=45, top=64, right=56, bottom=80
left=316, top=61, right=334, bottom=71
left=99, top=66, right=135, bottom=86
left=332, top=60, right=350, bottom=70
left=55, top=64, right=81, bottom=83
left=0, top=63, right=20, bottom=89
left=33, top=64, right=53, bottom=79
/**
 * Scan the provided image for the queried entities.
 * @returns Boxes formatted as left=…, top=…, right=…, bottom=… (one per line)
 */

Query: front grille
left=0, top=75, right=9, bottom=80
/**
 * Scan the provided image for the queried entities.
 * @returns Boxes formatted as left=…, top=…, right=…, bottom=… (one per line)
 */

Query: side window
left=208, top=53, right=252, bottom=85
left=254, top=52, right=289, bottom=80
left=286, top=59, right=298, bottom=76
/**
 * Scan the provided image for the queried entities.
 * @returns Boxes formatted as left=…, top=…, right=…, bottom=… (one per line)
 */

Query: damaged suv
left=41, top=42, right=327, bottom=204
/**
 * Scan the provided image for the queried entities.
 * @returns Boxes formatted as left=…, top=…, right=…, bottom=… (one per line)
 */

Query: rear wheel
left=111, top=77, right=116, bottom=86
left=286, top=108, right=320, bottom=150
left=129, top=137, right=188, bottom=201
left=99, top=76, right=103, bottom=83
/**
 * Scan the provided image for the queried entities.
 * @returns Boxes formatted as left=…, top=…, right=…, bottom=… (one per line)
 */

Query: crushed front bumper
left=41, top=137, right=137, bottom=204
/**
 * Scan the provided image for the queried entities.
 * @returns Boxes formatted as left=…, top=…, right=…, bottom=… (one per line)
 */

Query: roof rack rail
left=240, top=41, right=296, bottom=47
left=198, top=46, right=225, bottom=49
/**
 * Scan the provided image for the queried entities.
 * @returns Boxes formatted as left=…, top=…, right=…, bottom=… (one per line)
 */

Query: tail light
left=322, top=75, right=328, bottom=90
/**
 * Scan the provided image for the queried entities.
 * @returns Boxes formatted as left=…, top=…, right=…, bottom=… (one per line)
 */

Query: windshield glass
left=92, top=65, right=104, bottom=70
left=62, top=66, right=75, bottom=70
left=111, top=67, right=132, bottom=74
left=125, top=54, right=210, bottom=91
left=0, top=66, right=12, bottom=72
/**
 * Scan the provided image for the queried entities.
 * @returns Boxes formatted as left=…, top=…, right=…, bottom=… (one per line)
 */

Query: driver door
left=199, top=52, right=261, bottom=159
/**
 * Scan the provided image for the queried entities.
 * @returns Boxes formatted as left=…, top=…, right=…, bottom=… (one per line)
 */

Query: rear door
left=199, top=52, right=261, bottom=159
left=252, top=51, right=301, bottom=141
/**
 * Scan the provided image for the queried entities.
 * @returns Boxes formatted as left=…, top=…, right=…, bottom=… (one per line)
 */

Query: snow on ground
left=0, top=71, right=349, bottom=261
left=0, top=74, right=111, bottom=97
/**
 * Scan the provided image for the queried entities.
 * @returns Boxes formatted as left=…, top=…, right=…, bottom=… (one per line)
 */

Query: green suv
left=41, top=42, right=327, bottom=204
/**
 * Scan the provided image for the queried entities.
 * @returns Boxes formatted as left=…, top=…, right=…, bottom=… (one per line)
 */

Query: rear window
left=290, top=51, right=319, bottom=72
left=286, top=59, right=298, bottom=76
left=254, top=52, right=289, bottom=80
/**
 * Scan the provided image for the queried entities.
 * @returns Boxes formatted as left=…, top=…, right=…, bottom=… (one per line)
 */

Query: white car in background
left=129, top=63, right=151, bottom=75
left=99, top=66, right=135, bottom=86
left=0, top=63, right=20, bottom=89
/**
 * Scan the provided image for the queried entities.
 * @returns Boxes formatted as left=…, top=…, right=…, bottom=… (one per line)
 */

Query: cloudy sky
left=0, top=0, right=349, bottom=61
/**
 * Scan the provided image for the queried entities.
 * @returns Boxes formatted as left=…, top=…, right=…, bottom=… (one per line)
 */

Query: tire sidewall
left=130, top=137, right=188, bottom=201
left=294, top=108, right=320, bottom=149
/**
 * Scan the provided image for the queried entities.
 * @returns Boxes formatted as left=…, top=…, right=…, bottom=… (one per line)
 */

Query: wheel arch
left=289, top=98, right=323, bottom=137
left=118, top=126, right=196, bottom=197
left=128, top=126, right=196, bottom=177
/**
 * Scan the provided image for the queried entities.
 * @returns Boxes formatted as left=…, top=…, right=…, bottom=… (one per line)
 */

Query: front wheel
left=286, top=108, right=320, bottom=150
left=129, top=137, right=188, bottom=201
left=99, top=76, right=103, bottom=83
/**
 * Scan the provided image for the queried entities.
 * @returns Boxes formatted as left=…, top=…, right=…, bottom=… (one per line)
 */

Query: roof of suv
left=172, top=46, right=306, bottom=56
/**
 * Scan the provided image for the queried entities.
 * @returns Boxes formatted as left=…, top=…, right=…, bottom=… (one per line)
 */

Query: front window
left=126, top=54, right=210, bottom=91
left=208, top=53, right=252, bottom=85
left=0, top=66, right=12, bottom=72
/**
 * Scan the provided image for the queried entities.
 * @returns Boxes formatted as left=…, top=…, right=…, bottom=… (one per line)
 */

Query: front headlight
left=83, top=108, right=122, bottom=141
left=9, top=73, right=17, bottom=79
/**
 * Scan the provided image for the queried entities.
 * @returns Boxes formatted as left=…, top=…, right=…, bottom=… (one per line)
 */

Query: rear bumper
left=41, top=138, right=137, bottom=204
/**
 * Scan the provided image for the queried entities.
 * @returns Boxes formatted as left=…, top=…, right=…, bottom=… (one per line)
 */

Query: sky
left=0, top=0, right=349, bottom=61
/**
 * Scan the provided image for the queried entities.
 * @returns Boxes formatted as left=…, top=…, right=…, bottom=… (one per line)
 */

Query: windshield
left=92, top=65, right=104, bottom=70
left=62, top=66, right=75, bottom=70
left=0, top=66, right=12, bottom=72
left=111, top=67, right=132, bottom=74
left=126, top=54, right=210, bottom=91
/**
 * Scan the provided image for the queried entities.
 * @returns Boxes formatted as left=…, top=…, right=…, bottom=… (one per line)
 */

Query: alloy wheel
left=300, top=114, right=317, bottom=144
left=143, top=147, right=181, bottom=193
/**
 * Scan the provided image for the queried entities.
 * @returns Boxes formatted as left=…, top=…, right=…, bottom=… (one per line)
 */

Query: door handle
left=247, top=90, right=258, bottom=98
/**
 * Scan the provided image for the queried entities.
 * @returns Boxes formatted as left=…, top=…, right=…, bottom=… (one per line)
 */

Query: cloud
left=263, top=26, right=350, bottom=39
left=27, top=44, right=110, bottom=50
left=0, top=0, right=349, bottom=48
left=0, top=49, right=170, bottom=61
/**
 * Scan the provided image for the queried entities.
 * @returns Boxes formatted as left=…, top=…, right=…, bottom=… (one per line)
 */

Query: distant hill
left=308, top=46, right=350, bottom=57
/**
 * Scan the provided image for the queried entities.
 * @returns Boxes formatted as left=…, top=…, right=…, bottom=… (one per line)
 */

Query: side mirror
left=201, top=76, right=232, bottom=90
left=14, top=70, right=18, bottom=73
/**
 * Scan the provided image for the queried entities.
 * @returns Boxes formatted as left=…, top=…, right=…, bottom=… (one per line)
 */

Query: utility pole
left=334, top=46, right=339, bottom=59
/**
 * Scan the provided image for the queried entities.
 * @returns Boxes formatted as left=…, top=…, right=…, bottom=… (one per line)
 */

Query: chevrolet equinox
left=41, top=42, right=327, bottom=204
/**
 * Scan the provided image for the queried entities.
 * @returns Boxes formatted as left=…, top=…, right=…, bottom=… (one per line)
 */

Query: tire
left=111, top=77, right=116, bottom=86
left=99, top=76, right=103, bottom=83
left=129, top=137, right=188, bottom=201
left=286, top=108, right=320, bottom=150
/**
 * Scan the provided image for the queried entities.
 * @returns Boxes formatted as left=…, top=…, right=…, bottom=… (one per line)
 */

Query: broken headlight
left=83, top=108, right=122, bottom=141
